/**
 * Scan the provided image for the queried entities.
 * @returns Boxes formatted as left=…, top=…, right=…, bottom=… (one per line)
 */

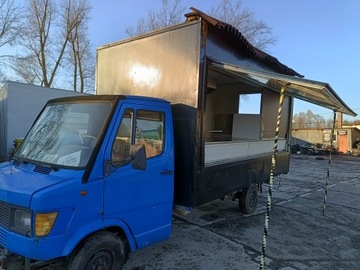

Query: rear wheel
left=67, top=231, right=125, bottom=270
left=239, top=184, right=258, bottom=214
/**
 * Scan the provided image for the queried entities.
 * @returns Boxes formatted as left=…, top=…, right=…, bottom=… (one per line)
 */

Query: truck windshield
left=15, top=101, right=112, bottom=168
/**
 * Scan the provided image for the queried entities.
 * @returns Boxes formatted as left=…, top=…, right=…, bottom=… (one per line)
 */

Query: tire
left=67, top=231, right=125, bottom=270
left=239, top=184, right=258, bottom=214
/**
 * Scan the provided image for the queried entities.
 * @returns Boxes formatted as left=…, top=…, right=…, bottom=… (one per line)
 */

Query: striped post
left=323, top=110, right=337, bottom=215
left=260, top=86, right=286, bottom=270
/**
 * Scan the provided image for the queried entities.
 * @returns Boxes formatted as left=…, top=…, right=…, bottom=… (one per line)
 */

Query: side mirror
left=105, top=144, right=147, bottom=176
left=130, top=144, right=147, bottom=170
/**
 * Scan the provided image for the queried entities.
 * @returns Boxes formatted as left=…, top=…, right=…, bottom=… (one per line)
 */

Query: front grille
left=0, top=202, right=32, bottom=239
left=0, top=227, right=6, bottom=246
left=0, top=202, right=10, bottom=229
left=0, top=202, right=9, bottom=247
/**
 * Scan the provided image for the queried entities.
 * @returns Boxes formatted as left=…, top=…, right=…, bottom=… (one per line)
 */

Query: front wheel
left=67, top=231, right=125, bottom=270
left=239, top=184, right=258, bottom=214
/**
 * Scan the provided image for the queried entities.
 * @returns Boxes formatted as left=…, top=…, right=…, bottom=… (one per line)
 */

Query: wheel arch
left=62, top=219, right=136, bottom=258
left=238, top=170, right=258, bottom=192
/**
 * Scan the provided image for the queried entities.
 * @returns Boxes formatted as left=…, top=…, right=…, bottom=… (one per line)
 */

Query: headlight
left=13, top=209, right=32, bottom=235
left=35, top=212, right=58, bottom=237
left=11, top=209, right=58, bottom=237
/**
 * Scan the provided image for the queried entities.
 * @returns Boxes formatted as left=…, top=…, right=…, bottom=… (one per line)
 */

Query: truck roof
left=47, top=94, right=170, bottom=105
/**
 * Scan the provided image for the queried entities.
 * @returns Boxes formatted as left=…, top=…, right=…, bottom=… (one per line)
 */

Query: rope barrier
left=322, top=110, right=337, bottom=215
left=260, top=86, right=285, bottom=270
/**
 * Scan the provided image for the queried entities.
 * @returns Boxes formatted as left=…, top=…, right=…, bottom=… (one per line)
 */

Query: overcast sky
left=89, top=0, right=360, bottom=120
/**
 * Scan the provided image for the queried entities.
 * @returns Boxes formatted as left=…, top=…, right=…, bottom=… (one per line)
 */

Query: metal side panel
left=171, top=104, right=198, bottom=207
left=96, top=22, right=202, bottom=108
left=192, top=151, right=290, bottom=208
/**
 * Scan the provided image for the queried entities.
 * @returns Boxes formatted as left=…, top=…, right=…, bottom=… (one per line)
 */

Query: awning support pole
left=260, top=86, right=286, bottom=270
left=322, top=110, right=337, bottom=215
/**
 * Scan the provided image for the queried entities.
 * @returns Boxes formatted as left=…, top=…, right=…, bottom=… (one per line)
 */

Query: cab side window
left=135, top=110, right=164, bottom=158
left=112, top=109, right=133, bottom=164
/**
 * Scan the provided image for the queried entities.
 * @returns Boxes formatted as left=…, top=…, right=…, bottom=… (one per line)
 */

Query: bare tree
left=210, top=0, right=276, bottom=50
left=293, top=110, right=329, bottom=129
left=293, top=112, right=306, bottom=129
left=125, top=0, right=276, bottom=51
left=14, top=0, right=93, bottom=91
left=0, top=0, right=23, bottom=82
left=325, top=117, right=336, bottom=128
left=64, top=0, right=94, bottom=92
left=25, top=0, right=55, bottom=87
left=12, top=55, right=40, bottom=84
left=0, top=0, right=22, bottom=48
left=67, top=28, right=94, bottom=92
left=125, top=0, right=186, bottom=36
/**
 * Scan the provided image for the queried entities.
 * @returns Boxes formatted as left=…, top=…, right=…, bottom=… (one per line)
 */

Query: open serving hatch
left=210, top=61, right=356, bottom=117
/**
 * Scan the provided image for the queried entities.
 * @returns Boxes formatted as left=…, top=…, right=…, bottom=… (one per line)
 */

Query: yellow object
left=35, top=212, right=58, bottom=236
left=13, top=138, right=23, bottom=150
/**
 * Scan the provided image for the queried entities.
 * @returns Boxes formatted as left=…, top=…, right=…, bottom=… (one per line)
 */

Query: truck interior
left=203, top=61, right=356, bottom=167
left=204, top=65, right=289, bottom=167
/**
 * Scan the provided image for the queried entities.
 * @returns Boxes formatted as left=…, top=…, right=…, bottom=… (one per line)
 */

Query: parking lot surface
left=124, top=154, right=360, bottom=270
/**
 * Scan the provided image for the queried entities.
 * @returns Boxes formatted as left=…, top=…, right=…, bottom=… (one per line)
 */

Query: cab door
left=103, top=102, right=174, bottom=249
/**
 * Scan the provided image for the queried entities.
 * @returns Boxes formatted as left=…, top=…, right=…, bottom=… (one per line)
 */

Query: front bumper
left=0, top=226, right=67, bottom=261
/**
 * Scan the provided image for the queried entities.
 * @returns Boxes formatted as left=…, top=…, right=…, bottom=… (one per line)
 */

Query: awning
left=210, top=61, right=356, bottom=117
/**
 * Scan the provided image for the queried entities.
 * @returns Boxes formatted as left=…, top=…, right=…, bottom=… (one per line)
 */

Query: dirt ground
left=123, top=154, right=360, bottom=270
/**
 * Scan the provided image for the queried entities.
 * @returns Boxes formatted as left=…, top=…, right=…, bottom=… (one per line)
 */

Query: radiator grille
left=0, top=202, right=10, bottom=247
left=0, top=202, right=10, bottom=229
left=0, top=227, right=6, bottom=247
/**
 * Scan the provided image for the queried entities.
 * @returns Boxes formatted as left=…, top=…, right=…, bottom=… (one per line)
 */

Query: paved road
left=124, top=154, right=360, bottom=270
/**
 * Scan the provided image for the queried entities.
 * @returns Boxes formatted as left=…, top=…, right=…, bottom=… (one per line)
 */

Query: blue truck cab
left=0, top=95, right=174, bottom=269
